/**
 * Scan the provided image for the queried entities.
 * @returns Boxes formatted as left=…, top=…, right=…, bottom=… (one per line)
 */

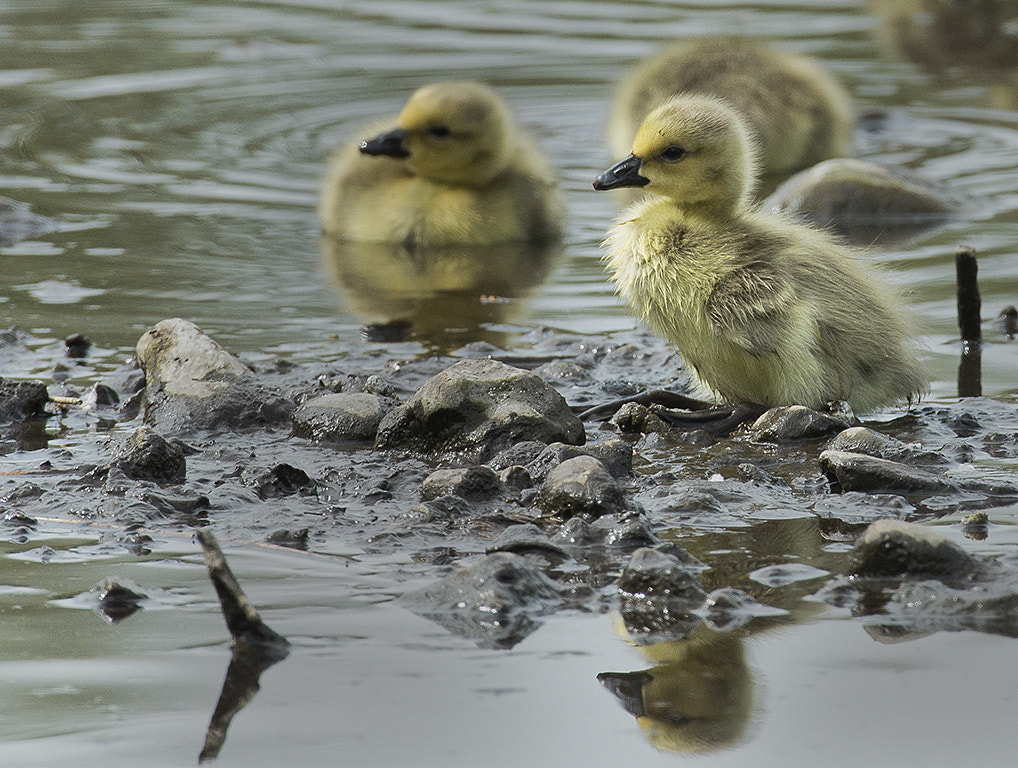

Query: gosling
left=320, top=81, right=564, bottom=247
left=609, top=37, right=853, bottom=180
left=593, top=94, right=927, bottom=415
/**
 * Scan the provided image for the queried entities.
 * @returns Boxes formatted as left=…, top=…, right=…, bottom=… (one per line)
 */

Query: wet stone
left=64, top=333, right=91, bottom=359
left=402, top=494, right=476, bottom=523
left=962, top=511, right=990, bottom=541
left=92, top=578, right=147, bottom=623
left=496, top=465, right=534, bottom=493
left=813, top=491, right=914, bottom=526
left=820, top=449, right=1018, bottom=497
left=112, top=426, right=186, bottom=484
left=135, top=318, right=294, bottom=433
left=292, top=392, right=387, bottom=442
left=618, top=547, right=707, bottom=638
left=826, top=426, right=947, bottom=465
left=611, top=402, right=668, bottom=434
left=487, top=523, right=570, bottom=559
left=998, top=305, right=1018, bottom=339
left=487, top=441, right=548, bottom=472
left=265, top=528, right=311, bottom=550
left=589, top=512, right=659, bottom=548
left=375, top=358, right=584, bottom=462
left=763, top=158, right=955, bottom=245
left=699, top=587, right=783, bottom=632
left=252, top=464, right=317, bottom=500
left=750, top=405, right=851, bottom=443
left=525, top=438, right=633, bottom=482
left=137, top=487, right=211, bottom=518
left=421, top=465, right=501, bottom=502
left=402, top=551, right=564, bottom=649
left=534, top=455, right=626, bottom=519
left=0, top=378, right=49, bottom=423
left=849, top=519, right=980, bottom=581
left=619, top=547, right=706, bottom=601
left=819, top=450, right=957, bottom=494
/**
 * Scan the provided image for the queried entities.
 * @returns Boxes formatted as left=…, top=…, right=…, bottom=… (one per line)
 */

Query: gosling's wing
left=705, top=263, right=798, bottom=357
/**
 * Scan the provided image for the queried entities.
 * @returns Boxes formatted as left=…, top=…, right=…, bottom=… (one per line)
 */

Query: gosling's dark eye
left=660, top=145, right=685, bottom=162
left=427, top=125, right=451, bottom=139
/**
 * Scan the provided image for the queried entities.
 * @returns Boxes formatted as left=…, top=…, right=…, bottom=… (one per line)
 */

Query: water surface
left=2, top=1, right=1018, bottom=766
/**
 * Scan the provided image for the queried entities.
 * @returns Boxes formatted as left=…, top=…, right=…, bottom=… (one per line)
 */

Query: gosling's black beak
left=359, top=128, right=410, bottom=158
left=593, top=154, right=649, bottom=191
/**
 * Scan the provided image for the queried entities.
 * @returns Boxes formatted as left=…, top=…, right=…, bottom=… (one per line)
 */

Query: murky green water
left=2, top=1, right=1018, bottom=766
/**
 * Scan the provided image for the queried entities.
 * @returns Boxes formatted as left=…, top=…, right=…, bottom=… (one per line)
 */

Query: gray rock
left=820, top=449, right=1018, bottom=497
left=526, top=438, right=633, bottom=482
left=589, top=512, right=659, bottom=548
left=487, top=523, right=570, bottom=559
left=763, top=158, right=955, bottom=245
left=750, top=405, right=851, bottom=442
left=112, top=426, right=186, bottom=483
left=136, top=318, right=293, bottom=433
left=849, top=519, right=979, bottom=580
left=618, top=547, right=707, bottom=638
left=487, top=441, right=548, bottom=471
left=251, top=464, right=317, bottom=500
left=92, top=578, right=147, bottom=623
left=375, top=359, right=583, bottom=462
left=497, top=465, right=534, bottom=492
left=819, top=450, right=956, bottom=493
left=292, top=392, right=387, bottom=441
left=611, top=402, right=668, bottom=434
left=580, top=437, right=634, bottom=478
left=826, top=426, right=947, bottom=465
left=699, top=587, right=784, bottom=632
left=534, top=456, right=625, bottom=519
left=422, top=465, right=501, bottom=502
left=0, top=378, right=49, bottom=423
left=402, top=552, right=564, bottom=648
left=402, top=494, right=476, bottom=523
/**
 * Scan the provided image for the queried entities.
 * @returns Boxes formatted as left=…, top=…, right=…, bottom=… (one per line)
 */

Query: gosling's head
left=594, top=94, right=759, bottom=216
left=359, top=81, right=513, bottom=186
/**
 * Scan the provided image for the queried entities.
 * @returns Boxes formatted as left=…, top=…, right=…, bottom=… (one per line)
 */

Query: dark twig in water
left=196, top=529, right=290, bottom=764
left=955, top=245, right=982, bottom=398
left=197, top=528, right=289, bottom=648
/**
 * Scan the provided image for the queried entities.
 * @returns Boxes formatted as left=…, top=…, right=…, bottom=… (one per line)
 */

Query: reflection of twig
left=196, top=529, right=290, bottom=763
left=955, top=245, right=982, bottom=398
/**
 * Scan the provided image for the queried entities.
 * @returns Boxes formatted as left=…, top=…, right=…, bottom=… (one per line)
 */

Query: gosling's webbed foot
left=650, top=402, right=767, bottom=435
left=575, top=389, right=714, bottom=420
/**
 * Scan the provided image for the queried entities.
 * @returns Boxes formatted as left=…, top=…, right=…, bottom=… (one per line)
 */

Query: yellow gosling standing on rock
left=609, top=37, right=853, bottom=180
left=320, top=81, right=564, bottom=247
left=593, top=94, right=927, bottom=414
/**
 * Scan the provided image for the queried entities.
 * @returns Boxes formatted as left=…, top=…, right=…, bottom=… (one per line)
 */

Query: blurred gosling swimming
left=609, top=37, right=853, bottom=181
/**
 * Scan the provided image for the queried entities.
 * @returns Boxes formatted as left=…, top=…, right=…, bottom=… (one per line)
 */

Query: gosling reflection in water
left=321, top=236, right=561, bottom=348
left=598, top=628, right=753, bottom=755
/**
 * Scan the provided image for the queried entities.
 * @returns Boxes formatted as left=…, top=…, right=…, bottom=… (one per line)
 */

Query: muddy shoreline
left=4, top=318, right=1018, bottom=644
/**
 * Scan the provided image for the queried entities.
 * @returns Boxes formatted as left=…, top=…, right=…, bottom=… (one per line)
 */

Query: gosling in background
left=594, top=94, right=927, bottom=415
left=609, top=37, right=854, bottom=181
left=320, top=81, right=564, bottom=247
